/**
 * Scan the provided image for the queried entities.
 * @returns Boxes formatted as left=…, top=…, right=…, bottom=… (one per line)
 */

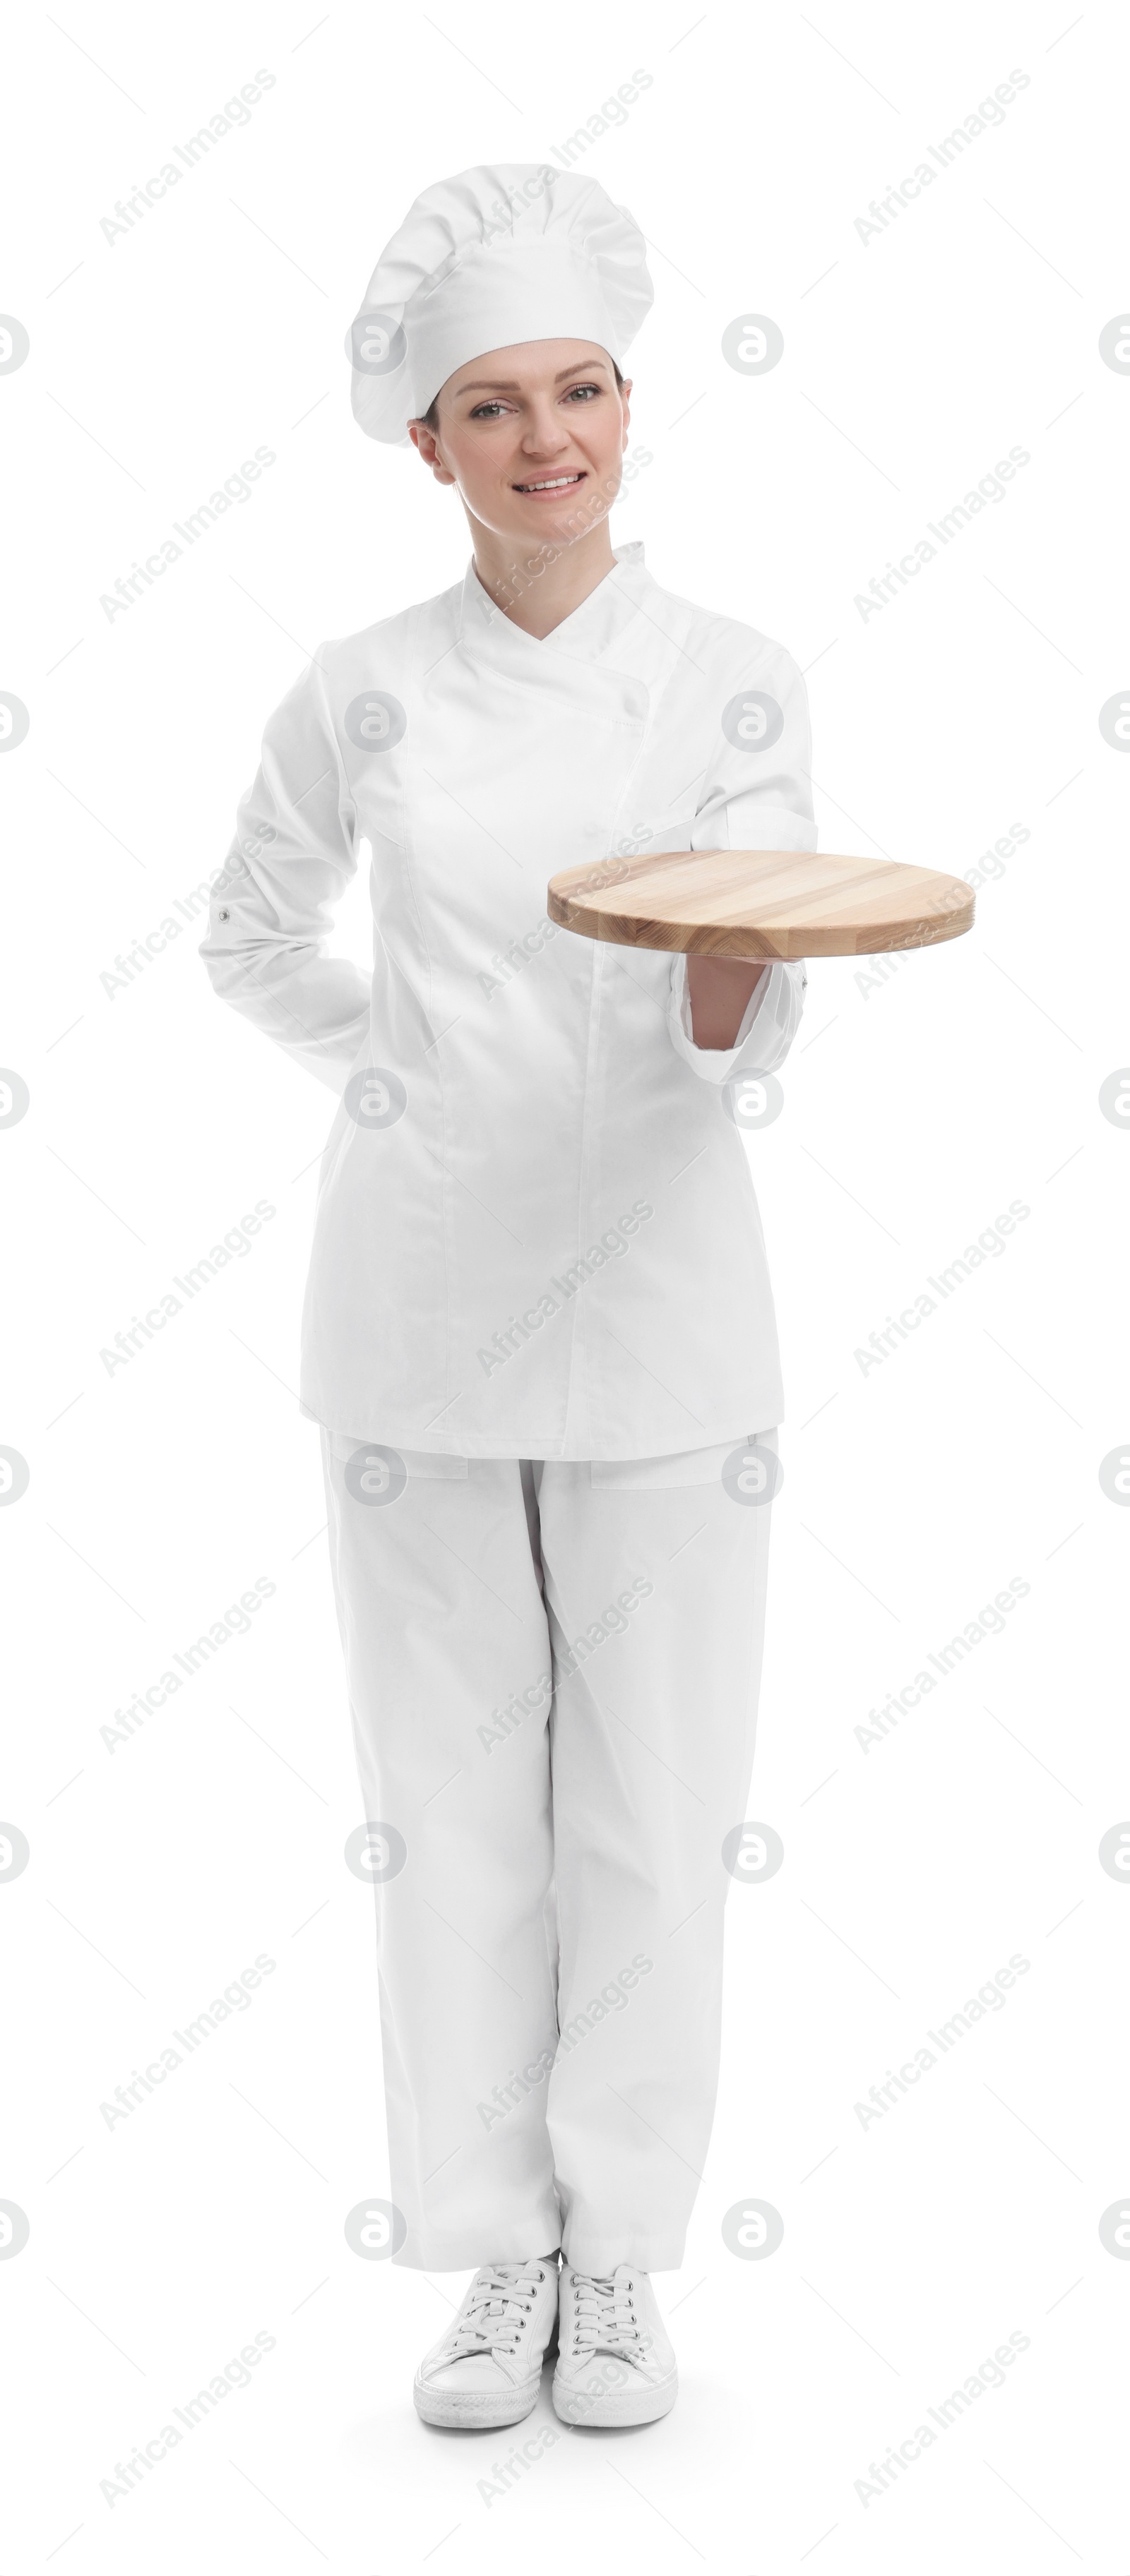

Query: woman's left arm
left=666, top=640, right=815, bottom=1084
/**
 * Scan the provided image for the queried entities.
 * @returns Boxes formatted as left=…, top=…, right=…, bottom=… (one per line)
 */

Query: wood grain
left=546, top=849, right=975, bottom=961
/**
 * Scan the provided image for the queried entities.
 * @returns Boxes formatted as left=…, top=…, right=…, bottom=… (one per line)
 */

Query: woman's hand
left=686, top=957, right=768, bottom=1050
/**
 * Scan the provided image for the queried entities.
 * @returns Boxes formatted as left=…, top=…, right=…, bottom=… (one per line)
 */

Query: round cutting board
left=546, top=849, right=975, bottom=962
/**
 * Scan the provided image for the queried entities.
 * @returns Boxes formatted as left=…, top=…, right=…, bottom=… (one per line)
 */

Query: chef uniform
left=200, top=164, right=816, bottom=2273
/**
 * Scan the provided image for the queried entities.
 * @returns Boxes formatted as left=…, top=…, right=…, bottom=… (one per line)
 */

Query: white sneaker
left=553, top=2261, right=678, bottom=2426
left=413, top=2255, right=559, bottom=2428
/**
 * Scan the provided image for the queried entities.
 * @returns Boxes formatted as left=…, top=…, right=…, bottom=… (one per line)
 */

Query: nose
left=517, top=399, right=573, bottom=457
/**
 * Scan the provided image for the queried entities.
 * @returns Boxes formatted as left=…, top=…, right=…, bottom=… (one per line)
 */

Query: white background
left=3, top=1, right=1128, bottom=2567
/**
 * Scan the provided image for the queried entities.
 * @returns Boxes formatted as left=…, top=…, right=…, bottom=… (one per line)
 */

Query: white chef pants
left=320, top=1430, right=777, bottom=2274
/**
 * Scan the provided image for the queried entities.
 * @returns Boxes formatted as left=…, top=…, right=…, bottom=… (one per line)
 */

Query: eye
left=468, top=398, right=510, bottom=419
left=564, top=383, right=601, bottom=401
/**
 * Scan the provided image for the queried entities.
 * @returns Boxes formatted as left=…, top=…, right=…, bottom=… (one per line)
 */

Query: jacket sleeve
left=666, top=640, right=815, bottom=1088
left=198, top=647, right=370, bottom=1094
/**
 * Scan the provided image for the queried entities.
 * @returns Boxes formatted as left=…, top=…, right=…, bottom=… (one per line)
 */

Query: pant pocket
left=588, top=1432, right=777, bottom=1491
left=324, top=1429, right=469, bottom=1482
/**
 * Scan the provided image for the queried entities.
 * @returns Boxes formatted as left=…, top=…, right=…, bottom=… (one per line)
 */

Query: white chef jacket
left=199, top=540, right=816, bottom=1457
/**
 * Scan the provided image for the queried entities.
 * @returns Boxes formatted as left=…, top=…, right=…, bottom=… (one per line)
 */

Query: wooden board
left=546, top=849, right=975, bottom=961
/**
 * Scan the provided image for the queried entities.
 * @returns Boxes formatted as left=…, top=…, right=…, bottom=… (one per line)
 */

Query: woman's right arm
left=198, top=647, right=370, bottom=1094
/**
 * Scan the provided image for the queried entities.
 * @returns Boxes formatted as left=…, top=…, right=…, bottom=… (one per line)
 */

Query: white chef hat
left=346, top=162, right=653, bottom=447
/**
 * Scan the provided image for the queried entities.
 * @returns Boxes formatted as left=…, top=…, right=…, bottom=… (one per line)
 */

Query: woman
left=201, top=162, right=816, bottom=2433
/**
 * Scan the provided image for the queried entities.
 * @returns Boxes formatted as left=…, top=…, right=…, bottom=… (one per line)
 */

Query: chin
left=531, top=494, right=606, bottom=537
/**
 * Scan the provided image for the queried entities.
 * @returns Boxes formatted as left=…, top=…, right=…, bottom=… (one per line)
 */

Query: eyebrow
left=453, top=364, right=612, bottom=395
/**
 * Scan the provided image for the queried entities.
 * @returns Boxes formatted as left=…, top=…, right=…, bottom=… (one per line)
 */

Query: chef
left=201, top=161, right=817, bottom=2435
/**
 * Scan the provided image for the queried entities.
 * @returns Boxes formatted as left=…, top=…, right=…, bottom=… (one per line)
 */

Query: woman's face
left=408, top=340, right=631, bottom=552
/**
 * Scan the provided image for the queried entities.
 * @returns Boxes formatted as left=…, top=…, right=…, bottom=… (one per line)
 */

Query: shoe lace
left=569, top=2271, right=653, bottom=2361
left=444, top=2263, right=545, bottom=2361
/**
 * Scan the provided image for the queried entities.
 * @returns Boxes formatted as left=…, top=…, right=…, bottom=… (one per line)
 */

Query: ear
left=408, top=421, right=456, bottom=486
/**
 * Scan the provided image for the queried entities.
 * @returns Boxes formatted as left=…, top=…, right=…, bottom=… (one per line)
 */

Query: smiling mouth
left=512, top=471, right=586, bottom=493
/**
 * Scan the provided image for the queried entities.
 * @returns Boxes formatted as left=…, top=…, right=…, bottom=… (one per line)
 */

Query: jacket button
left=218, top=906, right=231, bottom=922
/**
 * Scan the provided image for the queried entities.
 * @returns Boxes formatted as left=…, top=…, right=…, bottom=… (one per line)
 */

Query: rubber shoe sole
left=414, top=2371, right=542, bottom=2431
left=552, top=2364, right=678, bottom=2427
